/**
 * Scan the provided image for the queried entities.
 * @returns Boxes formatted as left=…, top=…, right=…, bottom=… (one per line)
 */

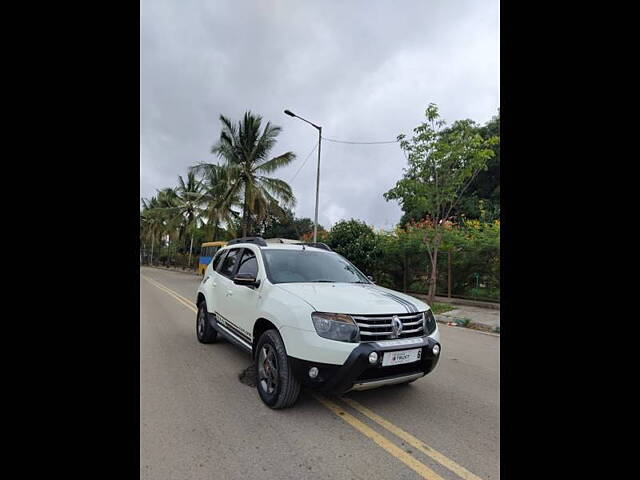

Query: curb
left=435, top=315, right=500, bottom=336
left=141, top=265, right=202, bottom=277
left=408, top=293, right=500, bottom=310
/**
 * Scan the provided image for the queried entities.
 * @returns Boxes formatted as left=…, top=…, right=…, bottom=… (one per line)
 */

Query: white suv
left=196, top=237, right=441, bottom=409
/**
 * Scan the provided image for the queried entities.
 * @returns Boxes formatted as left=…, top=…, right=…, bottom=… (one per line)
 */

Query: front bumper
left=288, top=336, right=441, bottom=393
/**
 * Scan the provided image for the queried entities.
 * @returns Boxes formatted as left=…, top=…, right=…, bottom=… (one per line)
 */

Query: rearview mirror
left=233, top=272, right=260, bottom=287
left=367, top=275, right=375, bottom=283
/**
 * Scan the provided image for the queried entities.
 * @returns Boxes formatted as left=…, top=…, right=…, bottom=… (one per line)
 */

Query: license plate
left=382, top=348, right=422, bottom=366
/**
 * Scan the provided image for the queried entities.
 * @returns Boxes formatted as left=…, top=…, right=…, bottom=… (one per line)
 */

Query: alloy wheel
left=197, top=308, right=205, bottom=337
left=258, top=344, right=279, bottom=395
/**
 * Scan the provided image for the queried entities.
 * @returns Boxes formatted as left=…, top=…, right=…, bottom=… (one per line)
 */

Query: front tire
left=255, top=329, right=301, bottom=409
left=196, top=300, right=217, bottom=344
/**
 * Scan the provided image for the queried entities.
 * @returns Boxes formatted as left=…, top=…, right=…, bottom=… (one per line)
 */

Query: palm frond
left=255, top=152, right=296, bottom=174
left=251, top=121, right=283, bottom=161
left=258, top=176, right=296, bottom=207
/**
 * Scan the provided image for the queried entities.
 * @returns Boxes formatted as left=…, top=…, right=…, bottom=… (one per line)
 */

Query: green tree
left=292, top=217, right=318, bottom=239
left=174, top=172, right=205, bottom=266
left=194, top=111, right=297, bottom=237
left=141, top=196, right=165, bottom=265
left=327, top=219, right=379, bottom=276
left=142, top=186, right=193, bottom=265
left=153, top=187, right=181, bottom=260
left=145, top=176, right=206, bottom=266
left=396, top=113, right=500, bottom=224
left=454, top=114, right=500, bottom=221
left=195, top=163, right=241, bottom=241
left=257, top=207, right=320, bottom=240
left=384, top=104, right=498, bottom=303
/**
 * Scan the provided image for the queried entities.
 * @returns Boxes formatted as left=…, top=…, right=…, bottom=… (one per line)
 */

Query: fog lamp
left=432, top=344, right=440, bottom=355
left=368, top=352, right=379, bottom=364
left=309, top=367, right=319, bottom=378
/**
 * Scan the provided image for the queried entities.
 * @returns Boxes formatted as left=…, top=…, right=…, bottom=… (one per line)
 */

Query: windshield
left=262, top=249, right=370, bottom=284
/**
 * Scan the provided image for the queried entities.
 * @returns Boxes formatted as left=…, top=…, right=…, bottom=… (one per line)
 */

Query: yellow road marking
left=143, top=277, right=196, bottom=312
left=341, top=397, right=484, bottom=480
left=141, top=272, right=482, bottom=480
left=142, top=274, right=196, bottom=305
left=141, top=274, right=197, bottom=313
left=312, top=393, right=446, bottom=480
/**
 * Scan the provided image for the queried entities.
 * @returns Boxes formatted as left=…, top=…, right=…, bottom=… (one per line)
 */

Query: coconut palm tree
left=149, top=187, right=182, bottom=264
left=150, top=179, right=205, bottom=266
left=174, top=172, right=205, bottom=266
left=193, top=111, right=297, bottom=237
left=141, top=196, right=164, bottom=265
left=192, top=162, right=241, bottom=240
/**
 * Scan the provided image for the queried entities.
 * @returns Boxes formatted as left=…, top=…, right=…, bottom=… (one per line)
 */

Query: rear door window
left=236, top=249, right=258, bottom=277
left=211, top=249, right=225, bottom=270
left=219, top=248, right=240, bottom=278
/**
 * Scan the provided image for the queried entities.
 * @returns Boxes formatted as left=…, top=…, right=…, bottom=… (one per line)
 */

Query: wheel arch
left=196, top=292, right=206, bottom=307
left=252, top=317, right=279, bottom=358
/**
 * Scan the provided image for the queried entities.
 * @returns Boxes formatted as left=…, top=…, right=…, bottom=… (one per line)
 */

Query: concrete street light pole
left=284, top=109, right=322, bottom=243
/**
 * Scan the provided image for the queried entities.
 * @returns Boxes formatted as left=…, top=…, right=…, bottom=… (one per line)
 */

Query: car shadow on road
left=340, top=381, right=436, bottom=407
left=238, top=363, right=257, bottom=387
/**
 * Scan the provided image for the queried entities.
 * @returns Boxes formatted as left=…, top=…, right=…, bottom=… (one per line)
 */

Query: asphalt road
left=140, top=266, right=500, bottom=480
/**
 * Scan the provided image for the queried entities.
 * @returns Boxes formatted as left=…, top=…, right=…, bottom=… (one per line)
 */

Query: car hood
left=275, top=283, right=429, bottom=315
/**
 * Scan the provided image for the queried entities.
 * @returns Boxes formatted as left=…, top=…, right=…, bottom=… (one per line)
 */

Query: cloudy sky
left=140, top=0, right=499, bottom=230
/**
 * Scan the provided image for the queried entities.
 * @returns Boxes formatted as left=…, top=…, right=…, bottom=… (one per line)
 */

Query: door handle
left=226, top=290, right=233, bottom=297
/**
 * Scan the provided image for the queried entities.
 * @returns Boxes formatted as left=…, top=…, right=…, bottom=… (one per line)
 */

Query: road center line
left=148, top=277, right=197, bottom=305
left=141, top=274, right=197, bottom=313
left=312, top=393, right=446, bottom=480
left=341, top=397, right=484, bottom=480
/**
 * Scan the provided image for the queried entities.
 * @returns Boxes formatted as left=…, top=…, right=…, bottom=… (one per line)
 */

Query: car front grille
left=353, top=312, right=425, bottom=341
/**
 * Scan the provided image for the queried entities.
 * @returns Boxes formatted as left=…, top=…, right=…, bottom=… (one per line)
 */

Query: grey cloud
left=141, top=0, right=499, bottom=230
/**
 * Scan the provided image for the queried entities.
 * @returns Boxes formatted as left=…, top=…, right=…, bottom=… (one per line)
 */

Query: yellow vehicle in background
left=198, top=241, right=227, bottom=275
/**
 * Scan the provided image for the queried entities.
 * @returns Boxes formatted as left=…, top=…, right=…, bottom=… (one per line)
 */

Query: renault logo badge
left=391, top=315, right=403, bottom=338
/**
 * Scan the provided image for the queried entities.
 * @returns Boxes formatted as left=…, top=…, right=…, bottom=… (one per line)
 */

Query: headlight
left=311, top=312, right=359, bottom=342
left=423, top=310, right=437, bottom=335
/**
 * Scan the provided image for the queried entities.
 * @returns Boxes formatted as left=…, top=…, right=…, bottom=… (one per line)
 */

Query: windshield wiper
left=311, top=279, right=337, bottom=283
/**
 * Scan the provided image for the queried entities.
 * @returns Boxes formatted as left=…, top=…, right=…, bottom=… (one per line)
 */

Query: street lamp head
left=284, top=109, right=295, bottom=117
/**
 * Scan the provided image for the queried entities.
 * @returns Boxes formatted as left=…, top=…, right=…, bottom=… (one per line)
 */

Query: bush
left=327, top=218, right=499, bottom=301
left=327, top=219, right=380, bottom=276
left=465, top=287, right=500, bottom=301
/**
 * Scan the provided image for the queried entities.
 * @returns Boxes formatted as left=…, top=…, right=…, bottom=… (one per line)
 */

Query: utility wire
left=289, top=143, right=318, bottom=183
left=289, top=135, right=397, bottom=184
left=322, top=136, right=399, bottom=145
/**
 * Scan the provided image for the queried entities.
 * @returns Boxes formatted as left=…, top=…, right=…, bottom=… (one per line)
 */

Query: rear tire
left=255, top=329, right=301, bottom=409
left=196, top=300, right=217, bottom=344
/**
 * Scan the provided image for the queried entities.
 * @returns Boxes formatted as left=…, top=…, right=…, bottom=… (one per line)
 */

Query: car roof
left=222, top=243, right=331, bottom=253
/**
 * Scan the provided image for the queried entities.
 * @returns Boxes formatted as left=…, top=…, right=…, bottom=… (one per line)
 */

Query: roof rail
left=227, top=236, right=268, bottom=247
left=264, top=238, right=302, bottom=244
left=300, top=242, right=332, bottom=251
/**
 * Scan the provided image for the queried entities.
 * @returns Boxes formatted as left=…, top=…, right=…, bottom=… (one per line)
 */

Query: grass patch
left=430, top=302, right=455, bottom=314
